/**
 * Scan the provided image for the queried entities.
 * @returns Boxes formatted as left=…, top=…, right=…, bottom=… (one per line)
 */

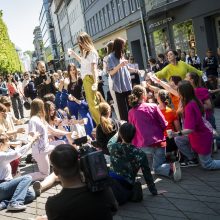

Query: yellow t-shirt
left=156, top=61, right=202, bottom=80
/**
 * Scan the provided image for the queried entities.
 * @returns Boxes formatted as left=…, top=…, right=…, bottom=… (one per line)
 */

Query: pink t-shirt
left=184, top=101, right=212, bottom=155
left=194, top=87, right=212, bottom=120
left=128, top=103, right=167, bottom=148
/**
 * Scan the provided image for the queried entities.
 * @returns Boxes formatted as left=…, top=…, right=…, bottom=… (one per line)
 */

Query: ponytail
left=129, top=85, right=146, bottom=108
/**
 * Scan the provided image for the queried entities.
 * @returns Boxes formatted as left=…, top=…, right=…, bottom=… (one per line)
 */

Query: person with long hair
left=157, top=90, right=181, bottom=161
left=55, top=63, right=94, bottom=136
left=156, top=50, right=202, bottom=80
left=96, top=102, right=120, bottom=155
left=6, top=74, right=24, bottom=119
left=185, top=72, right=215, bottom=127
left=28, top=99, right=71, bottom=181
left=103, top=41, right=120, bottom=120
left=107, top=37, right=132, bottom=121
left=68, top=32, right=100, bottom=125
left=128, top=85, right=181, bottom=181
left=171, top=81, right=220, bottom=169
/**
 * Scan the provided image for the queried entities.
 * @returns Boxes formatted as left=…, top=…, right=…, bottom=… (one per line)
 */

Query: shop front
left=145, top=0, right=220, bottom=59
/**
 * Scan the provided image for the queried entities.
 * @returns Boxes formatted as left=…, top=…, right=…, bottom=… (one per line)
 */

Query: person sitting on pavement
left=96, top=102, right=121, bottom=155
left=35, top=144, right=118, bottom=220
left=171, top=81, right=220, bottom=169
left=0, top=133, right=39, bottom=211
left=128, top=85, right=182, bottom=181
left=108, top=123, right=163, bottom=205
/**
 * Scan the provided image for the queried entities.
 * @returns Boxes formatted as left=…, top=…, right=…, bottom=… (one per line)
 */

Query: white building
left=50, top=0, right=85, bottom=67
left=15, top=46, right=32, bottom=72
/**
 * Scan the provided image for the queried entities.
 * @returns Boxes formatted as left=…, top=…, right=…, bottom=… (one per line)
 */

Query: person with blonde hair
left=96, top=102, right=120, bottom=155
left=68, top=32, right=100, bottom=125
left=28, top=98, right=71, bottom=181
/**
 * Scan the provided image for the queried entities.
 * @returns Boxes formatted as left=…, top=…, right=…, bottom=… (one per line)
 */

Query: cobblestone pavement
left=1, top=109, right=220, bottom=220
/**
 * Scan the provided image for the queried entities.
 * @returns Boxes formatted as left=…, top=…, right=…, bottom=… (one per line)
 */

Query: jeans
left=175, top=136, right=220, bottom=170
left=11, top=95, right=24, bottom=119
left=0, top=175, right=35, bottom=208
left=67, top=100, right=94, bottom=136
left=141, top=147, right=170, bottom=177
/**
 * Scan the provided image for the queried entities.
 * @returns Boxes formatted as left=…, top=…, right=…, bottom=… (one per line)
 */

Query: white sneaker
left=7, top=203, right=26, bottom=211
left=173, top=161, right=181, bottom=182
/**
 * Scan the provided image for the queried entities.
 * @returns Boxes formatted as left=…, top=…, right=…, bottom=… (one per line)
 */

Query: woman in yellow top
left=156, top=50, right=203, bottom=80
left=68, top=32, right=100, bottom=125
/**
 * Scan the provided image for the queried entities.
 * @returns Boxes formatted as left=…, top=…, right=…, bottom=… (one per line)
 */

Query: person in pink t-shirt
left=128, top=85, right=181, bottom=181
left=185, top=72, right=216, bottom=128
left=171, top=81, right=220, bottom=169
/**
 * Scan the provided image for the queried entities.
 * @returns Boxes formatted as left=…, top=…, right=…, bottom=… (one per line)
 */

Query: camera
left=74, top=137, right=110, bottom=192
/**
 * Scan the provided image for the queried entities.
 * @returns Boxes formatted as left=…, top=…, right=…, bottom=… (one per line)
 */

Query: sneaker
left=180, top=159, right=199, bottom=167
left=33, top=181, right=42, bottom=197
left=172, top=161, right=181, bottom=182
left=0, top=202, right=6, bottom=211
left=7, top=203, right=26, bottom=211
left=18, top=161, right=26, bottom=167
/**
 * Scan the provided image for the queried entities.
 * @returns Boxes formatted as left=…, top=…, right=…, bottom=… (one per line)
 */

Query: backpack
left=24, top=83, right=30, bottom=98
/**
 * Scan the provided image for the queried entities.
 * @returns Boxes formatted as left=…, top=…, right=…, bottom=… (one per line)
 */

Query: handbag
left=121, top=145, right=143, bottom=202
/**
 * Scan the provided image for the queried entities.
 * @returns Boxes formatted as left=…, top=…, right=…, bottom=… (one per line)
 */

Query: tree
left=0, top=10, right=23, bottom=75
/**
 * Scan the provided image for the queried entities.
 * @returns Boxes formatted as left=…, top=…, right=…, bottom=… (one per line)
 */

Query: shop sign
left=149, top=17, right=173, bottom=29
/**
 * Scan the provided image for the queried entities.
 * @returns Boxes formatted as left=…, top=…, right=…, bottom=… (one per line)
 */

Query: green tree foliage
left=0, top=10, right=23, bottom=75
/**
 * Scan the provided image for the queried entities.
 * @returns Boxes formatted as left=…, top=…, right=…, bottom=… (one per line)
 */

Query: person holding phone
left=68, top=32, right=100, bottom=125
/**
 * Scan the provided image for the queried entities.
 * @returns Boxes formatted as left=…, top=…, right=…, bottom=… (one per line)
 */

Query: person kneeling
left=108, top=123, right=163, bottom=205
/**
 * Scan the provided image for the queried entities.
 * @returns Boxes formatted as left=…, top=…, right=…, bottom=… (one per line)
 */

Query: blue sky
left=0, top=0, right=42, bottom=51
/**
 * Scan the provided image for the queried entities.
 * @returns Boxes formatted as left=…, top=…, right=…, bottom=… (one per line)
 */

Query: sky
left=0, top=0, right=42, bottom=52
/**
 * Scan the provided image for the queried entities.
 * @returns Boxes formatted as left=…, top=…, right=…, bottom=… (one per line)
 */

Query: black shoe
left=180, top=159, right=199, bottom=167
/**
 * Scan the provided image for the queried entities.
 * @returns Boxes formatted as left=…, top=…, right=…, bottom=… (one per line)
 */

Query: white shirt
left=28, top=116, right=49, bottom=154
left=80, top=51, right=98, bottom=80
left=0, top=144, right=31, bottom=180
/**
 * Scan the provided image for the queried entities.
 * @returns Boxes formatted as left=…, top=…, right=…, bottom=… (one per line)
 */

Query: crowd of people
left=0, top=31, right=220, bottom=220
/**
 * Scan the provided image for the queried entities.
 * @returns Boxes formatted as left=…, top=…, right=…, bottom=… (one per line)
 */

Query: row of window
left=86, top=0, right=140, bottom=37
left=82, top=0, right=96, bottom=11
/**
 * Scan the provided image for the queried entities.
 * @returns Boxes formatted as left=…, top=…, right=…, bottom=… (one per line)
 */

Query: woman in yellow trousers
left=68, top=32, right=100, bottom=125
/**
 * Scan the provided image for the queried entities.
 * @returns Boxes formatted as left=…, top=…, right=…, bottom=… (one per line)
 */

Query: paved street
left=0, top=109, right=220, bottom=220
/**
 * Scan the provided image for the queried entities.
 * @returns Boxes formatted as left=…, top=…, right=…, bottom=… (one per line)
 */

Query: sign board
left=149, top=17, right=173, bottom=29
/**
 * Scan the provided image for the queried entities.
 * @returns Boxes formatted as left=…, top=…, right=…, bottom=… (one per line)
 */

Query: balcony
left=145, top=0, right=178, bottom=11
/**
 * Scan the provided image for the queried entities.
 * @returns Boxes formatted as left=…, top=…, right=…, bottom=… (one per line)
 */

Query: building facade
left=143, top=0, right=220, bottom=59
left=33, top=26, right=44, bottom=61
left=51, top=0, right=85, bottom=67
left=82, top=0, right=147, bottom=69
left=39, top=0, right=59, bottom=68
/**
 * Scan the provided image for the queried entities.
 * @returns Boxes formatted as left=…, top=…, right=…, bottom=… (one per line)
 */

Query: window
left=173, top=20, right=194, bottom=53
left=129, top=0, right=136, bottom=12
left=99, top=11, right=103, bottom=30
left=103, top=7, right=109, bottom=27
left=92, top=16, right=97, bottom=35
left=153, top=28, right=170, bottom=55
left=112, top=0, right=119, bottom=22
left=123, top=0, right=130, bottom=17
left=107, top=3, right=114, bottom=25
left=136, top=0, right=140, bottom=9
left=100, top=9, right=106, bottom=29
left=117, top=0, right=125, bottom=20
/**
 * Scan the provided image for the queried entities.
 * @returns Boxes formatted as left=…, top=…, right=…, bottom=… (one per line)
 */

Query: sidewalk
left=1, top=110, right=220, bottom=220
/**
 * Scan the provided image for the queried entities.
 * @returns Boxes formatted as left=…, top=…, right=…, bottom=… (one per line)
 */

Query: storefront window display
left=153, top=28, right=171, bottom=55
left=173, top=20, right=195, bottom=53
